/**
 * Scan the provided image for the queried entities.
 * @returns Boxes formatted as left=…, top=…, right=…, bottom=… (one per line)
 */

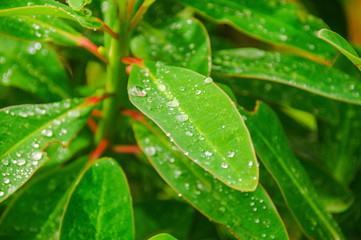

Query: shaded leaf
left=176, top=0, right=336, bottom=62
left=213, top=48, right=361, bottom=105
left=239, top=102, right=345, bottom=239
left=149, top=233, right=177, bottom=240
left=133, top=121, right=289, bottom=240
left=59, top=158, right=133, bottom=240
left=0, top=97, right=96, bottom=202
left=318, top=28, right=361, bottom=71
left=0, top=35, right=72, bottom=101
left=0, top=157, right=86, bottom=239
left=128, top=60, right=258, bottom=191
left=131, top=17, right=211, bottom=75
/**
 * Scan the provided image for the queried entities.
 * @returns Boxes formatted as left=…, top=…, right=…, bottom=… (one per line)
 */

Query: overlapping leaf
left=131, top=17, right=211, bottom=75
left=59, top=158, right=134, bottom=240
left=0, top=35, right=72, bottom=101
left=128, top=60, right=258, bottom=191
left=0, top=97, right=96, bottom=202
left=239, top=102, right=345, bottom=239
left=213, top=48, right=361, bottom=105
left=133, top=121, right=288, bottom=239
left=176, top=0, right=336, bottom=61
left=0, top=157, right=86, bottom=239
left=67, top=0, right=91, bottom=11
left=318, top=28, right=361, bottom=71
left=149, top=233, right=177, bottom=240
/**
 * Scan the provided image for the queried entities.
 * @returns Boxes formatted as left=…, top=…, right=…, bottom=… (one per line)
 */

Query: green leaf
left=128, top=61, right=258, bottom=191
left=0, top=0, right=105, bottom=30
left=149, top=233, right=177, bottom=240
left=0, top=35, right=72, bottom=101
left=239, top=102, right=345, bottom=240
left=59, top=158, right=134, bottom=240
left=0, top=97, right=96, bottom=202
left=175, top=0, right=336, bottom=62
left=131, top=17, right=211, bottom=75
left=318, top=28, right=361, bottom=71
left=67, top=0, right=92, bottom=11
left=133, top=121, right=289, bottom=240
left=0, top=157, right=86, bottom=239
left=215, top=76, right=339, bottom=122
left=212, top=48, right=361, bottom=105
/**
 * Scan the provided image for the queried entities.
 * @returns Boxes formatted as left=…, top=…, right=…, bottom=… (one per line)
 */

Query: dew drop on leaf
left=175, top=114, right=188, bottom=122
left=144, top=146, right=156, bottom=156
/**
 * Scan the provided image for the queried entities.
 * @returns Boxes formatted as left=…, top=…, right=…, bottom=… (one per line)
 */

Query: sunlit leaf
left=0, top=97, right=97, bottom=202
left=59, top=158, right=133, bottom=240
left=67, top=0, right=92, bottom=11
left=212, top=48, right=361, bottom=105
left=133, top=121, right=289, bottom=240
left=239, top=102, right=345, bottom=240
left=318, top=28, right=361, bottom=71
left=148, top=233, right=177, bottom=240
left=176, top=0, right=336, bottom=62
left=128, top=60, right=258, bottom=191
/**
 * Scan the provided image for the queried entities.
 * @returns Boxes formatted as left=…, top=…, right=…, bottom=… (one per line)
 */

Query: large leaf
left=176, top=0, right=336, bottom=62
left=0, top=157, right=86, bottom=239
left=318, top=28, right=361, bottom=71
left=133, top=121, right=289, bottom=240
left=212, top=48, right=361, bottom=105
left=131, top=17, right=211, bottom=75
left=59, top=158, right=134, bottom=240
left=149, top=233, right=177, bottom=240
left=239, top=102, right=345, bottom=239
left=0, top=97, right=97, bottom=202
left=0, top=0, right=106, bottom=30
left=215, top=76, right=338, bottom=122
left=0, top=35, right=72, bottom=101
left=128, top=60, right=258, bottom=191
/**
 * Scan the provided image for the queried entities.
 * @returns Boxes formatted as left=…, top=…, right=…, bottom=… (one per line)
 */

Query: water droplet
left=3, top=178, right=10, bottom=184
left=41, top=129, right=53, bottom=137
left=129, top=86, right=147, bottom=97
left=221, top=162, right=228, bottom=168
left=175, top=114, right=188, bottom=122
left=205, top=151, right=212, bottom=157
left=32, top=142, right=39, bottom=148
left=195, top=90, right=202, bottom=95
left=279, top=34, right=288, bottom=41
left=67, top=110, right=80, bottom=118
left=167, top=98, right=179, bottom=107
left=0, top=191, right=4, bottom=197
left=17, top=159, right=26, bottom=166
left=1, top=159, right=9, bottom=166
left=254, top=218, right=260, bottom=223
left=227, top=151, right=235, bottom=158
left=203, top=77, right=212, bottom=84
left=169, top=158, right=175, bottom=163
left=248, top=161, right=253, bottom=167
left=144, top=146, right=156, bottom=156
left=31, top=151, right=42, bottom=161
left=185, top=131, right=193, bottom=136
left=158, top=84, right=166, bottom=91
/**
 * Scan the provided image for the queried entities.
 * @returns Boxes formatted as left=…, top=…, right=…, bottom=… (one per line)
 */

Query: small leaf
left=131, top=17, right=211, bottom=76
left=0, top=157, right=86, bottom=239
left=0, top=35, right=72, bottom=101
left=133, top=121, right=289, bottom=240
left=67, top=0, right=92, bottom=11
left=128, top=61, right=258, bottom=191
left=0, top=97, right=96, bottom=202
left=213, top=48, right=361, bottom=105
left=149, top=233, right=177, bottom=240
left=0, top=0, right=105, bottom=30
left=318, top=28, right=361, bottom=71
left=239, top=102, right=345, bottom=240
left=176, top=0, right=336, bottom=62
left=59, top=158, right=134, bottom=240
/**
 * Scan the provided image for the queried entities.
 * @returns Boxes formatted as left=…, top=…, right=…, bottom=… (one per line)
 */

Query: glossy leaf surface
left=133, top=121, right=288, bottom=240
left=176, top=0, right=336, bottom=61
left=59, top=158, right=134, bottom=240
left=0, top=97, right=95, bottom=202
left=318, top=28, right=361, bottom=71
left=213, top=48, right=361, bottom=105
left=0, top=0, right=104, bottom=30
left=239, top=102, right=345, bottom=240
left=128, top=61, right=258, bottom=191
left=149, top=233, right=177, bottom=240
left=0, top=158, right=86, bottom=239
left=0, top=35, right=72, bottom=101
left=67, top=0, right=91, bottom=11
left=131, top=18, right=211, bottom=75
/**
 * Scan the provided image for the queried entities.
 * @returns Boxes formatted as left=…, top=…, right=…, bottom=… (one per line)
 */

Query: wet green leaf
left=149, top=233, right=177, bottom=240
left=128, top=60, right=258, bottom=191
left=0, top=97, right=96, bottom=202
left=67, top=0, right=92, bottom=11
left=0, top=0, right=104, bottom=30
left=318, top=28, right=361, bottom=71
left=213, top=48, right=361, bottom=105
left=59, top=158, right=133, bottom=240
left=131, top=17, right=211, bottom=75
left=239, top=102, right=345, bottom=240
left=176, top=0, right=336, bottom=62
left=0, top=157, right=86, bottom=239
left=0, top=35, right=72, bottom=101
left=133, top=121, right=289, bottom=240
